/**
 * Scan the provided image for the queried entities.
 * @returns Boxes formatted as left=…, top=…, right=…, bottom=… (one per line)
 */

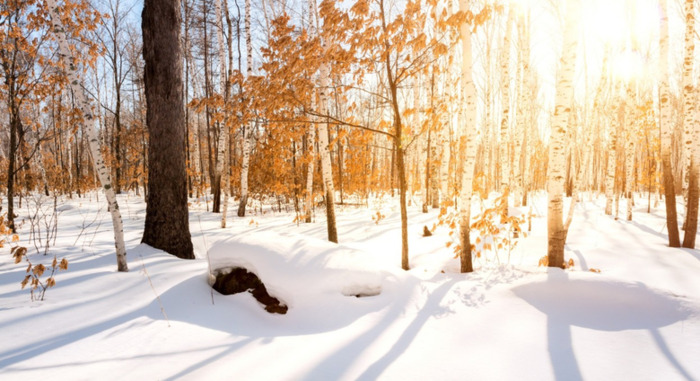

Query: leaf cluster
left=12, top=245, right=68, bottom=301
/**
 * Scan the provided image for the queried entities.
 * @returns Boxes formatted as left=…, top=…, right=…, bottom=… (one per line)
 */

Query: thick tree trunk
left=547, top=0, right=579, bottom=269
left=141, top=0, right=194, bottom=259
left=659, top=0, right=681, bottom=247
left=683, top=162, right=698, bottom=248
left=48, top=0, right=128, bottom=271
left=683, top=85, right=699, bottom=248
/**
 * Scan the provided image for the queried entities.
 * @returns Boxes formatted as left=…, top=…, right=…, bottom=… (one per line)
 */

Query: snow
left=1, top=193, right=699, bottom=380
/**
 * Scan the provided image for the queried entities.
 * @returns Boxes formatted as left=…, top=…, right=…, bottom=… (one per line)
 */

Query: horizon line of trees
left=1, top=0, right=698, bottom=273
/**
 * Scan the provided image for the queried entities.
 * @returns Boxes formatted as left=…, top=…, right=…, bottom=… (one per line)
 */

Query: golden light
left=583, top=0, right=630, bottom=48
left=611, top=50, right=646, bottom=83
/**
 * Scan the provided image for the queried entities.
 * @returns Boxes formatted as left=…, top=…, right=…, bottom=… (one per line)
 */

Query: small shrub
left=371, top=211, right=385, bottom=225
left=537, top=256, right=575, bottom=269
left=12, top=246, right=69, bottom=301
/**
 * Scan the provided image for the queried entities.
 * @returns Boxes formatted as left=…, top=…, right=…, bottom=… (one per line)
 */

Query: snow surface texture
left=1, top=193, right=699, bottom=380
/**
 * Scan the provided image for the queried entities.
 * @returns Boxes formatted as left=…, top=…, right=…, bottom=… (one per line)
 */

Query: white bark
left=304, top=122, right=315, bottom=222
left=458, top=0, right=479, bottom=273
left=604, top=102, right=619, bottom=216
left=625, top=85, right=636, bottom=221
left=310, top=0, right=337, bottom=242
left=238, top=125, right=251, bottom=216
left=47, top=0, right=127, bottom=272
left=499, top=9, right=514, bottom=193
left=237, top=0, right=252, bottom=217
left=547, top=0, right=579, bottom=267
left=513, top=12, right=529, bottom=207
left=215, top=0, right=230, bottom=227
left=682, top=0, right=695, bottom=194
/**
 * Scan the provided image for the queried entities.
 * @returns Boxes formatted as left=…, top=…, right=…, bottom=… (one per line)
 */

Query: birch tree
left=214, top=0, right=231, bottom=227
left=458, top=0, right=480, bottom=273
left=547, top=0, right=579, bottom=268
left=681, top=0, right=695, bottom=196
left=312, top=0, right=338, bottom=242
left=499, top=8, right=513, bottom=194
left=47, top=0, right=128, bottom=271
left=237, top=0, right=252, bottom=217
left=659, top=0, right=681, bottom=247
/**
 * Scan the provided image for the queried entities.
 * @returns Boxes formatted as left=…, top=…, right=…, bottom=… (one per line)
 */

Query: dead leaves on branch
left=12, top=245, right=69, bottom=301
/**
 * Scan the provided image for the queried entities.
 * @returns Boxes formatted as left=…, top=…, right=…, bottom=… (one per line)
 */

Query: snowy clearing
left=1, top=193, right=699, bottom=380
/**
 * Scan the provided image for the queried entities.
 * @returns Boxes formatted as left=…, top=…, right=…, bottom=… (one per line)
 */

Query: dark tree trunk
left=423, top=129, right=431, bottom=213
left=141, top=0, right=194, bottom=259
left=7, top=112, right=18, bottom=233
left=662, top=156, right=681, bottom=247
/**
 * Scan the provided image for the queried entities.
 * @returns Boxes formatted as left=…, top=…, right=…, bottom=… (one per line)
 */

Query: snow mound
left=207, top=230, right=391, bottom=309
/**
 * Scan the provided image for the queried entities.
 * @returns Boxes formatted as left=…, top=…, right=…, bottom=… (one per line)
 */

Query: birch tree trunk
left=604, top=102, right=619, bottom=216
left=547, top=0, right=579, bottom=268
left=238, top=125, right=251, bottom=216
left=304, top=123, right=315, bottom=223
left=318, top=65, right=338, bottom=243
left=237, top=0, right=252, bottom=217
left=513, top=11, right=529, bottom=208
left=310, top=0, right=338, bottom=242
left=681, top=0, right=695, bottom=195
left=683, top=89, right=700, bottom=248
left=458, top=0, right=479, bottom=273
left=625, top=85, right=636, bottom=221
left=215, top=0, right=230, bottom=227
left=47, top=0, right=128, bottom=271
left=499, top=9, right=513, bottom=194
left=659, top=0, right=681, bottom=247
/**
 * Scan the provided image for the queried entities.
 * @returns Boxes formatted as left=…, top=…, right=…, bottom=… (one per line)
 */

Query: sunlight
left=582, top=0, right=660, bottom=83
left=611, top=50, right=647, bottom=83
left=583, top=0, right=629, bottom=48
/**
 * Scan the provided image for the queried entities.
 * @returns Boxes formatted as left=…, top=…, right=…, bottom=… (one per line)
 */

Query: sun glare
left=612, top=50, right=647, bottom=83
left=582, top=0, right=659, bottom=83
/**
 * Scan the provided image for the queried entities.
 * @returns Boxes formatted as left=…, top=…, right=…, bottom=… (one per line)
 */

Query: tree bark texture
left=141, top=0, right=194, bottom=259
left=659, top=0, right=681, bottom=247
left=48, top=0, right=128, bottom=271
left=547, top=0, right=579, bottom=268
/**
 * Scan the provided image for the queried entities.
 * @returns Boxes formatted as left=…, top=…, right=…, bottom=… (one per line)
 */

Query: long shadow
left=514, top=273, right=693, bottom=380
left=0, top=297, right=163, bottom=368
left=650, top=328, right=695, bottom=381
left=357, top=280, right=455, bottom=380
left=546, top=270, right=583, bottom=381
left=164, top=338, right=254, bottom=380
left=627, top=220, right=669, bottom=241
left=571, top=250, right=589, bottom=271
left=302, top=277, right=423, bottom=380
left=681, top=248, right=700, bottom=264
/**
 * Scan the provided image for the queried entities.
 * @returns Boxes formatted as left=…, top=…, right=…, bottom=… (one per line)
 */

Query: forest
left=1, top=0, right=700, bottom=379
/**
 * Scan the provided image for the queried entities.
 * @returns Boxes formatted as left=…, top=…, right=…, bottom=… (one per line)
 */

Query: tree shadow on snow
left=513, top=270, right=693, bottom=380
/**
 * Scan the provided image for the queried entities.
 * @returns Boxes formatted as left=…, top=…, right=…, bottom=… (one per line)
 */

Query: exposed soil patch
left=212, top=267, right=288, bottom=314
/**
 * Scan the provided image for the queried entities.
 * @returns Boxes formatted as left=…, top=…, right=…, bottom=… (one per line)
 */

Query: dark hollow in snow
left=212, top=267, right=288, bottom=314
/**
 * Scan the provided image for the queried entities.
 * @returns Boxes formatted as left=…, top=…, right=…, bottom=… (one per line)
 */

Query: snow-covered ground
left=1, top=192, right=699, bottom=380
